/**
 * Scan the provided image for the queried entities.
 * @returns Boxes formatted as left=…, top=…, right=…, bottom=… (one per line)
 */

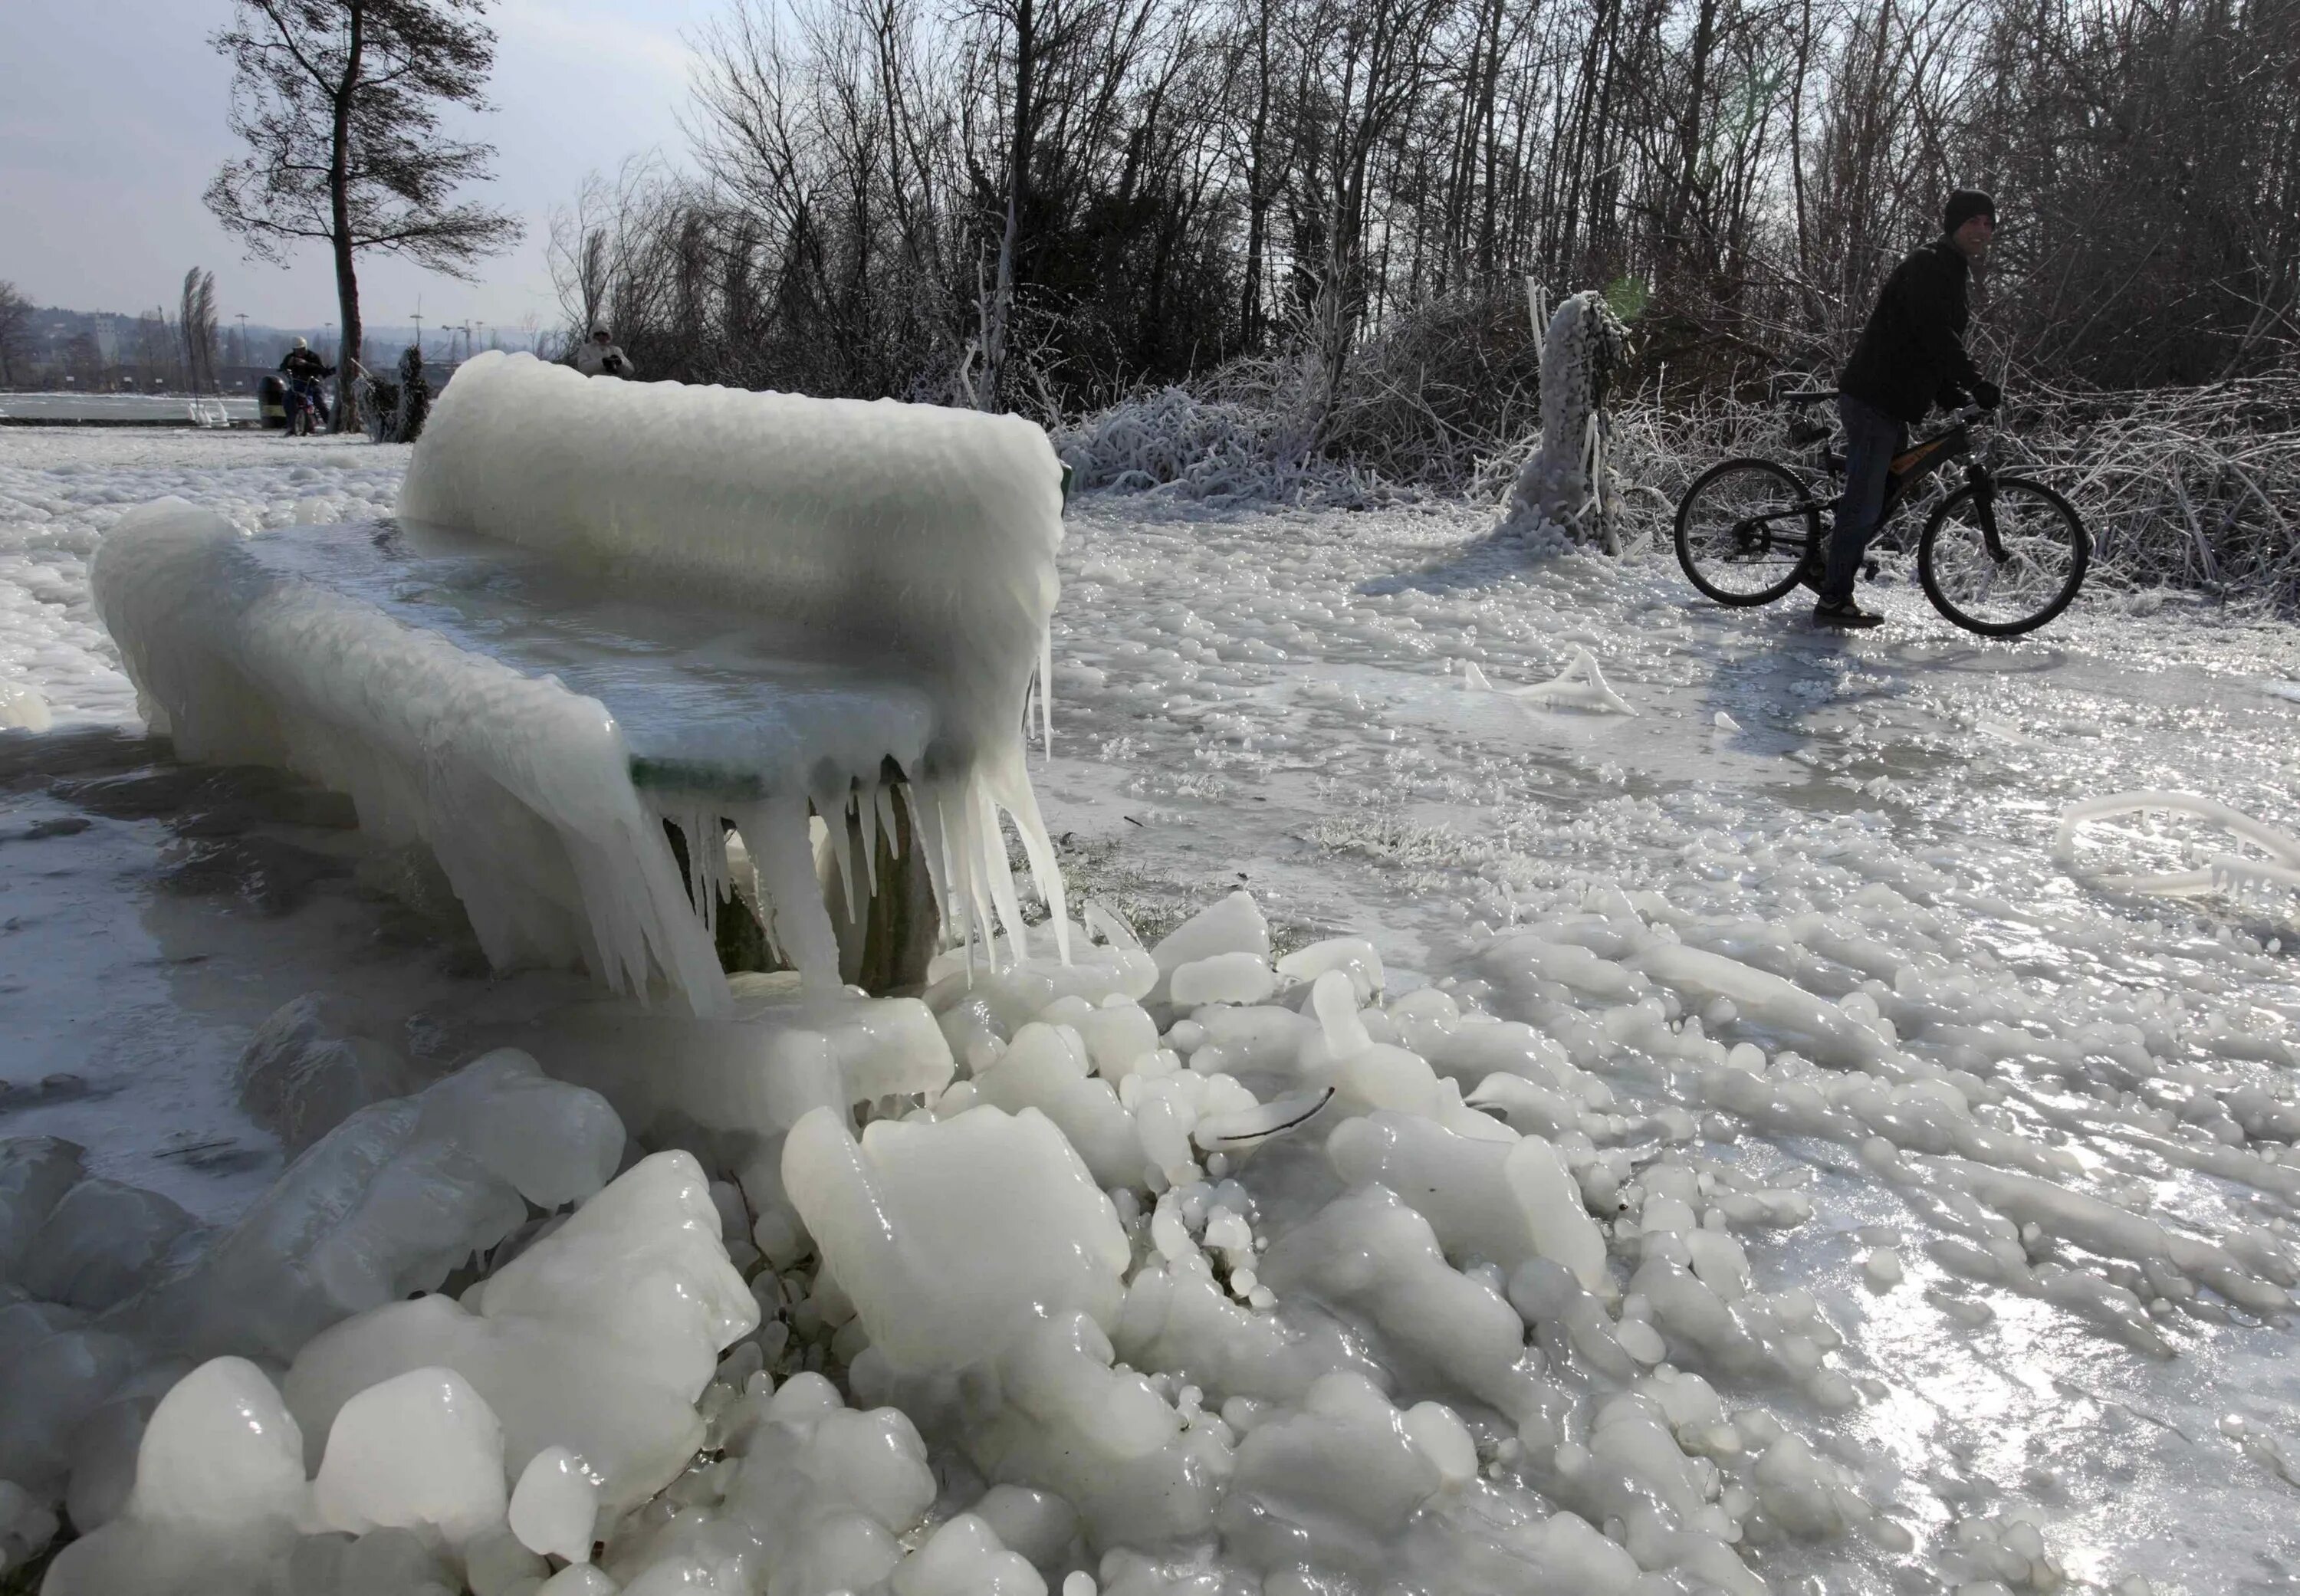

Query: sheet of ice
left=13, top=424, right=2300, bottom=1592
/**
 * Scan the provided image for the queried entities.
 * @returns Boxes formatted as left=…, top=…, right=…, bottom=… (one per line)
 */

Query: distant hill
left=5, top=304, right=551, bottom=392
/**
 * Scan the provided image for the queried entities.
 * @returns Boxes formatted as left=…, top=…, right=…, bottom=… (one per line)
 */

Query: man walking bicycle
left=1816, top=190, right=2003, bottom=629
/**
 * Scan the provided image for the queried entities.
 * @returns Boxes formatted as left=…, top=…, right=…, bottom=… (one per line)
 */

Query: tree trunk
left=1239, top=0, right=1273, bottom=353
left=328, top=0, right=367, bottom=432
left=982, top=0, right=1037, bottom=412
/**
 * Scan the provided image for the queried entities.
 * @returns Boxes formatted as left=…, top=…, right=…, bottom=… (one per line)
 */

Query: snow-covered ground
left=6, top=423, right=2300, bottom=1593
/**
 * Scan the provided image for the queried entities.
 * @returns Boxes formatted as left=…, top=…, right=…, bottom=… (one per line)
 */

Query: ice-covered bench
left=93, top=353, right=1071, bottom=1013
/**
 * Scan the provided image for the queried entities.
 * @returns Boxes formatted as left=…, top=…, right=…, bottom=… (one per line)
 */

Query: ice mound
left=0, top=1049, right=629, bottom=1573
left=402, top=351, right=1075, bottom=982
left=284, top=1149, right=755, bottom=1511
left=49, top=1151, right=754, bottom=1594
left=92, top=501, right=731, bottom=1010
left=401, top=353, right=1062, bottom=783
left=235, top=996, right=420, bottom=1156
left=131, top=1047, right=625, bottom=1364
left=94, top=358, right=1080, bottom=1005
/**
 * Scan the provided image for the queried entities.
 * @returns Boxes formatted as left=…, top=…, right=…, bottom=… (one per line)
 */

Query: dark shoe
left=1813, top=596, right=1884, bottom=629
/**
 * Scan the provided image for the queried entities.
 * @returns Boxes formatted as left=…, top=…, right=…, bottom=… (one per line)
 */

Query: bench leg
left=662, top=817, right=782, bottom=976
left=828, top=793, right=939, bottom=993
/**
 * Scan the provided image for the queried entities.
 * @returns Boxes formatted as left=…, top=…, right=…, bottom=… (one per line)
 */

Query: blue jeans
left=1821, top=394, right=1906, bottom=604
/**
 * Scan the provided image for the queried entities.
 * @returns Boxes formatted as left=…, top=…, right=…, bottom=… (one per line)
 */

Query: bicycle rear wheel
left=1675, top=458, right=1820, bottom=606
left=1918, top=476, right=2088, bottom=635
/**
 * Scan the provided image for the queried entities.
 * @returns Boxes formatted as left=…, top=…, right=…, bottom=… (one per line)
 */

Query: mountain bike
left=1674, top=391, right=2088, bottom=635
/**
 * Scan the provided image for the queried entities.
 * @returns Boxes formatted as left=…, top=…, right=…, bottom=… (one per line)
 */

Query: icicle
left=731, top=796, right=842, bottom=993
left=877, top=784, right=903, bottom=861
left=1039, top=624, right=1054, bottom=761
left=989, top=745, right=1072, bottom=964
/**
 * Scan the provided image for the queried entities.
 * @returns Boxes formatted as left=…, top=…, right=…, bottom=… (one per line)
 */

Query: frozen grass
left=1063, top=344, right=2300, bottom=610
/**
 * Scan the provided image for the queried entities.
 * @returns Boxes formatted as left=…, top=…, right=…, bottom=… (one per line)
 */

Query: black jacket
left=278, top=348, right=334, bottom=383
left=1839, top=237, right=1983, bottom=424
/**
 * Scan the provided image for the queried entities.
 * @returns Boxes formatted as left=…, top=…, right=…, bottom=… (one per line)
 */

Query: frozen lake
left=0, top=392, right=261, bottom=425
left=5, top=423, right=2300, bottom=1592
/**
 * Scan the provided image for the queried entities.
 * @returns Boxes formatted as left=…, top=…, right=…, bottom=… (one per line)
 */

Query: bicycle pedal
left=1862, top=559, right=1881, bottom=582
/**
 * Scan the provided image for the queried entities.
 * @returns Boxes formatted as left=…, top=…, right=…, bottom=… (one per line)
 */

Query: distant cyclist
left=572, top=324, right=635, bottom=379
left=1816, top=190, right=2003, bottom=629
left=278, top=337, right=335, bottom=429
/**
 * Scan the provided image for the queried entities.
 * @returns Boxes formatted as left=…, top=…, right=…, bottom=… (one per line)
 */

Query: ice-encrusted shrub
left=1493, top=290, right=1633, bottom=555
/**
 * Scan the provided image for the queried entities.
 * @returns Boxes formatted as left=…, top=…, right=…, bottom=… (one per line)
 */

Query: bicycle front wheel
left=1675, top=458, right=1820, bottom=606
left=1918, top=476, right=2088, bottom=635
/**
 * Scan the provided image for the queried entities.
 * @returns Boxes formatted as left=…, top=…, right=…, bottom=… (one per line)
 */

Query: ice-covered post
left=1494, top=288, right=1630, bottom=554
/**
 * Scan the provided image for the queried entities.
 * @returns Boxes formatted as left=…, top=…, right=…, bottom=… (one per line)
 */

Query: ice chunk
left=1326, top=1112, right=1609, bottom=1291
left=130, top=1050, right=625, bottom=1363
left=1150, top=890, right=1271, bottom=974
left=1168, top=951, right=1276, bottom=1008
left=0, top=677, right=52, bottom=731
left=509, top=1446, right=602, bottom=1562
left=783, top=1105, right=1129, bottom=1373
left=0, top=1318, right=136, bottom=1494
left=971, top=1483, right=1079, bottom=1570
left=855, top=1309, right=1227, bottom=1549
left=888, top=1512, right=1046, bottom=1596
left=1274, top=937, right=1383, bottom=1000
left=412, top=1049, right=624, bottom=1210
left=286, top=1151, right=756, bottom=1512
left=1260, top=1185, right=1545, bottom=1428
left=971, top=1023, right=1142, bottom=1187
left=310, top=1366, right=508, bottom=1541
left=2054, top=790, right=2300, bottom=897
left=236, top=996, right=419, bottom=1156
left=41, top=1358, right=310, bottom=1595
left=124, top=1357, right=310, bottom=1526
left=0, top=1136, right=86, bottom=1273
left=18, top=1177, right=200, bottom=1311
left=1490, top=647, right=1636, bottom=714
left=1224, top=1371, right=1447, bottom=1579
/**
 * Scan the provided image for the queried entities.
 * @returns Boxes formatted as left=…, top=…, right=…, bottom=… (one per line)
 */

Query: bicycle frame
left=1783, top=392, right=2003, bottom=559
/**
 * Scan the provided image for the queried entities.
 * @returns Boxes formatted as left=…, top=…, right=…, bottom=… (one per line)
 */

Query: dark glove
left=1970, top=377, right=2001, bottom=411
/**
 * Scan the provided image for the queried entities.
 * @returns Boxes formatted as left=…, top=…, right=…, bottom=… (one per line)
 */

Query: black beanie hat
left=1944, top=189, right=1996, bottom=234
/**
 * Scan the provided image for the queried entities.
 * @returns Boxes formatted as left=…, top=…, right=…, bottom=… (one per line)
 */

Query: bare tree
left=178, top=268, right=222, bottom=392
left=205, top=0, right=521, bottom=428
left=0, top=282, right=31, bottom=388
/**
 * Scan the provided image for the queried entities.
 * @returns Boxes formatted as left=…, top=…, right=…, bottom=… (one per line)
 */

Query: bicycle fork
left=1967, top=464, right=2009, bottom=561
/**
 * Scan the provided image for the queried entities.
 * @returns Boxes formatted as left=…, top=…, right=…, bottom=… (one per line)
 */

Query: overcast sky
left=1, top=0, right=712, bottom=331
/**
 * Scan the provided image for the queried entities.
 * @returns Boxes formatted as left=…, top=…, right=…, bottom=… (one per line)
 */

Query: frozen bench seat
left=93, top=354, right=1073, bottom=1014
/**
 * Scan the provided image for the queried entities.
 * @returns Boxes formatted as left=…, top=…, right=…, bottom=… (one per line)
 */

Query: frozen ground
left=5, top=424, right=2300, bottom=1593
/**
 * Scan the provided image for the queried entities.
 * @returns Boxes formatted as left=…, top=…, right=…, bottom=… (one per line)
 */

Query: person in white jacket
left=571, top=324, right=635, bottom=378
